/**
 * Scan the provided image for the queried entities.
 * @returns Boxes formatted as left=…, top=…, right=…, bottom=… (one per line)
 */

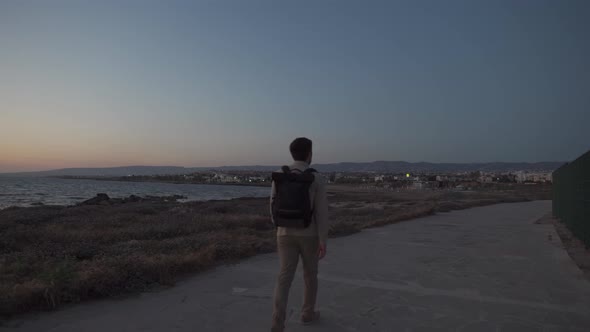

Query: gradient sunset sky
left=1, top=0, right=589, bottom=172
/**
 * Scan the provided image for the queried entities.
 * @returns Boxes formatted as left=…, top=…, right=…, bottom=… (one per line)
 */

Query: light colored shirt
left=270, top=160, right=330, bottom=243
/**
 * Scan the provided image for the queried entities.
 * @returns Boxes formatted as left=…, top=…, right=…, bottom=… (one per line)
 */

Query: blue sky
left=1, top=0, right=589, bottom=171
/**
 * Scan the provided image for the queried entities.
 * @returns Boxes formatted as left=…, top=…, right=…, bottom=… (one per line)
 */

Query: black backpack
left=271, top=166, right=317, bottom=228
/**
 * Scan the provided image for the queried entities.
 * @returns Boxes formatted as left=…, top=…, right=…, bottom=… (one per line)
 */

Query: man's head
left=289, top=137, right=313, bottom=164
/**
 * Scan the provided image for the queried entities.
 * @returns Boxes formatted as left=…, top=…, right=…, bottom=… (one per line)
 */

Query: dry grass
left=0, top=199, right=275, bottom=316
left=0, top=184, right=551, bottom=317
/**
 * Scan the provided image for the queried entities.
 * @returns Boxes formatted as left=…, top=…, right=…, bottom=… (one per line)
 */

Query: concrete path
left=3, top=201, right=590, bottom=331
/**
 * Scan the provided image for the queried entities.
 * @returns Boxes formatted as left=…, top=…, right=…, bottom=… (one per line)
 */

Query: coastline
left=53, top=176, right=271, bottom=188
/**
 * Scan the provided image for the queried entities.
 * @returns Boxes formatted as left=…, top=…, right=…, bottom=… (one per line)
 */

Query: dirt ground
left=0, top=184, right=552, bottom=317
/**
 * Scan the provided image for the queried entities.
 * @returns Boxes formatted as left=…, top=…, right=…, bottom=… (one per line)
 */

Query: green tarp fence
left=552, top=150, right=590, bottom=247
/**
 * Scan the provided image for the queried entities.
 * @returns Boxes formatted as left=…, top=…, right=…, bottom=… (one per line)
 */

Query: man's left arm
left=315, top=175, right=329, bottom=258
left=270, top=181, right=277, bottom=225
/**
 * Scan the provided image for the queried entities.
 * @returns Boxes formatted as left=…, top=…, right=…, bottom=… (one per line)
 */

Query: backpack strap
left=290, top=167, right=316, bottom=174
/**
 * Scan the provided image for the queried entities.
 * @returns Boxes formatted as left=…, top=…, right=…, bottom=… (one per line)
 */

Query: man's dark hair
left=290, top=137, right=312, bottom=161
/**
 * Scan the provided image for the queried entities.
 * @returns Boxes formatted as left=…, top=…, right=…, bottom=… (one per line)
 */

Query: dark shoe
left=301, top=311, right=320, bottom=325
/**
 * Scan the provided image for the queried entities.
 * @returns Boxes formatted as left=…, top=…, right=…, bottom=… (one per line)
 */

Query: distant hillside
left=1, top=161, right=565, bottom=177
left=204, top=161, right=564, bottom=173
left=312, top=161, right=565, bottom=173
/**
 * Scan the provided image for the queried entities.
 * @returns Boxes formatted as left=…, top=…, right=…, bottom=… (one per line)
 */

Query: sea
left=0, top=176, right=270, bottom=209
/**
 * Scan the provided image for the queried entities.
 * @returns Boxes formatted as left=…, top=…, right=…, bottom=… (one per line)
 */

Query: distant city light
left=406, top=173, right=410, bottom=178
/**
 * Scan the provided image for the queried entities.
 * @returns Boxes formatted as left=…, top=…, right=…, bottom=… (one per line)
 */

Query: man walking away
left=270, top=137, right=329, bottom=332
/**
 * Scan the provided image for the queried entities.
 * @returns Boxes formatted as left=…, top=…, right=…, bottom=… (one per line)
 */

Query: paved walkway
left=3, top=201, right=590, bottom=331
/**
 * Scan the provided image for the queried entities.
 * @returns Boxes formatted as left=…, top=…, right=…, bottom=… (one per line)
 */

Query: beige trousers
left=271, top=235, right=319, bottom=329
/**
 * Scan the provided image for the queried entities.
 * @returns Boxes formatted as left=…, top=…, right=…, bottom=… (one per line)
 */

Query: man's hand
left=318, top=242, right=327, bottom=260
